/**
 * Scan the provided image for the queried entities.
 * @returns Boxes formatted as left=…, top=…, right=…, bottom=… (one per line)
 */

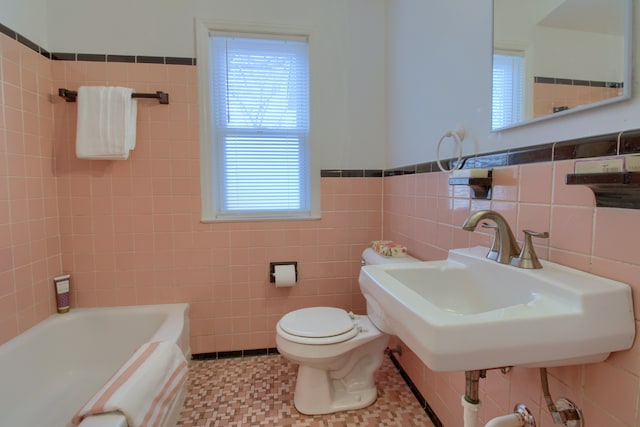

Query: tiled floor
left=177, top=354, right=436, bottom=427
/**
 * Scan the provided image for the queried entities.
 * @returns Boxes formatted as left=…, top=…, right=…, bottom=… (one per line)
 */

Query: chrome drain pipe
left=464, top=370, right=485, bottom=404
left=461, top=370, right=485, bottom=427
left=540, top=368, right=583, bottom=426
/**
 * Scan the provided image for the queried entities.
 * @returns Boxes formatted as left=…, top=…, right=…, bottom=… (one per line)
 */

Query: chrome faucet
left=462, top=210, right=520, bottom=265
left=480, top=222, right=500, bottom=261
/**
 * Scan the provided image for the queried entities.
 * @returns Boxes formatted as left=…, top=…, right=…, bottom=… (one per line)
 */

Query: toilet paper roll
left=274, top=264, right=297, bottom=287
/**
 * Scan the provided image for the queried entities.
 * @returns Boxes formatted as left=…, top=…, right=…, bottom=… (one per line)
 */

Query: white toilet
left=275, top=248, right=418, bottom=415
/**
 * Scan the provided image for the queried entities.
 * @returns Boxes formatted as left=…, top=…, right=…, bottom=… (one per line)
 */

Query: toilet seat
left=278, top=307, right=359, bottom=345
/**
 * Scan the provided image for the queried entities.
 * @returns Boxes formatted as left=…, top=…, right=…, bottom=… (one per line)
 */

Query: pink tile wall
left=51, top=58, right=382, bottom=354
left=533, top=82, right=622, bottom=118
left=384, top=164, right=640, bottom=426
left=0, top=33, right=62, bottom=344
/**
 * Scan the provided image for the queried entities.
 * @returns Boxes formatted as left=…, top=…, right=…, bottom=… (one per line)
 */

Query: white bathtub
left=0, top=303, right=190, bottom=427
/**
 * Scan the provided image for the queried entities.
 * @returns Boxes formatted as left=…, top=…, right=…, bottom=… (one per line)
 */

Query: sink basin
left=359, top=246, right=635, bottom=372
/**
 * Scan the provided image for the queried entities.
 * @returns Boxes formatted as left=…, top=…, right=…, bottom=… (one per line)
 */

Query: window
left=492, top=52, right=525, bottom=130
left=198, top=27, right=312, bottom=221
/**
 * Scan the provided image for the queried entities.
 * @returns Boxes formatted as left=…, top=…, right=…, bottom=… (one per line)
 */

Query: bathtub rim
left=0, top=303, right=191, bottom=427
left=0, top=303, right=191, bottom=359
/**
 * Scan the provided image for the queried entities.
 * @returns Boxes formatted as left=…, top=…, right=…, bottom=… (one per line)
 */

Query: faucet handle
left=523, top=229, right=549, bottom=239
left=511, top=229, right=549, bottom=269
left=481, top=222, right=500, bottom=260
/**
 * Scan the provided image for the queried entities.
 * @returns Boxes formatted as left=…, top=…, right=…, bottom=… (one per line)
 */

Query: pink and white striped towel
left=72, top=341, right=188, bottom=427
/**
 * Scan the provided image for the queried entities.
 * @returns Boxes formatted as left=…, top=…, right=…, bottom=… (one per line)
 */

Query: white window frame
left=195, top=20, right=320, bottom=222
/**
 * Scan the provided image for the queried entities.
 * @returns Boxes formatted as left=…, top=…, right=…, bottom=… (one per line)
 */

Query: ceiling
left=537, top=0, right=626, bottom=36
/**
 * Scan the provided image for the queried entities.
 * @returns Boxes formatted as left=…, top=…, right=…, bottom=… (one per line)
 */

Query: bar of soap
left=451, top=168, right=489, bottom=178
left=371, top=240, right=407, bottom=257
left=625, top=155, right=640, bottom=172
left=574, top=157, right=624, bottom=174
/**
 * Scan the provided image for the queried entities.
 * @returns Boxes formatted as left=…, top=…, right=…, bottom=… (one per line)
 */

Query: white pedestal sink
left=359, top=246, right=635, bottom=372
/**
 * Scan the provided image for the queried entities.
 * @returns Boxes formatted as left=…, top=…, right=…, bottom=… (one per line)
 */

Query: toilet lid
left=279, top=307, right=356, bottom=339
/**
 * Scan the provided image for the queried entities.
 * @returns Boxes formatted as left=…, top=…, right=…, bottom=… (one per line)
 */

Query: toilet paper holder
left=269, top=262, right=298, bottom=283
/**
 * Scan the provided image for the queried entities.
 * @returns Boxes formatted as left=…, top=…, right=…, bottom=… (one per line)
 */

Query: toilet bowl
left=275, top=248, right=418, bottom=415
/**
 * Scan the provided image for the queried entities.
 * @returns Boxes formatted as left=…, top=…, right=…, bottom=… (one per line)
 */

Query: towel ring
left=436, top=127, right=465, bottom=172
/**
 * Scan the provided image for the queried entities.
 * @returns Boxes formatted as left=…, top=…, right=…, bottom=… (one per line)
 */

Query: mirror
left=492, top=0, right=632, bottom=131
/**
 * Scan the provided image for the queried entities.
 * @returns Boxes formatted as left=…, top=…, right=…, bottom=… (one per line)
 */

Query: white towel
left=76, top=86, right=138, bottom=160
left=72, top=341, right=188, bottom=427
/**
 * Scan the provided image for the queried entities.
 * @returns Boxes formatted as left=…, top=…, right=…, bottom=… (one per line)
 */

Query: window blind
left=492, top=52, right=525, bottom=130
left=210, top=34, right=310, bottom=216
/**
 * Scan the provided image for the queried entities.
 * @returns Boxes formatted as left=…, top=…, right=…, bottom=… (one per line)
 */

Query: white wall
left=533, top=28, right=624, bottom=82
left=386, top=0, right=640, bottom=169
left=386, top=0, right=492, bottom=168
left=45, top=0, right=224, bottom=58
left=1, top=0, right=388, bottom=170
left=5, top=0, right=639, bottom=170
left=0, top=0, right=48, bottom=48
left=494, top=0, right=624, bottom=82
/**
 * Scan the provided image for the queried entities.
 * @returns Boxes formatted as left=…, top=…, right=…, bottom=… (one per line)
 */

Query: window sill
left=200, top=214, right=321, bottom=223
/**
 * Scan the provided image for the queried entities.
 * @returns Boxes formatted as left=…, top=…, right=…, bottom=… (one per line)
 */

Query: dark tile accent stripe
left=321, top=169, right=384, bottom=178
left=216, top=350, right=244, bottom=359
left=51, top=52, right=196, bottom=65
left=469, top=151, right=510, bottom=169
left=107, top=54, right=136, bottom=63
left=535, top=75, right=623, bottom=89
left=320, top=170, right=342, bottom=178
left=416, top=162, right=433, bottom=174
left=535, top=76, right=555, bottom=84
left=508, top=144, right=553, bottom=165
left=364, top=169, right=384, bottom=177
left=402, top=166, right=417, bottom=175
left=40, top=48, right=51, bottom=60
left=621, top=131, right=640, bottom=154
left=17, top=34, right=39, bottom=53
left=191, top=347, right=279, bottom=360
left=52, top=52, right=76, bottom=61
left=384, top=168, right=406, bottom=177
left=191, top=352, right=217, bottom=360
left=137, top=55, right=165, bottom=64
left=341, top=170, right=365, bottom=178
left=0, top=22, right=16, bottom=39
left=166, top=56, right=195, bottom=65
left=388, top=352, right=443, bottom=427
left=554, top=134, right=618, bottom=161
left=77, top=53, right=106, bottom=62
left=243, top=348, right=277, bottom=357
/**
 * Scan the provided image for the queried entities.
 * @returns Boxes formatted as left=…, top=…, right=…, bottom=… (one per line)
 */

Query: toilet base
left=290, top=333, right=389, bottom=415
left=293, top=365, right=379, bottom=415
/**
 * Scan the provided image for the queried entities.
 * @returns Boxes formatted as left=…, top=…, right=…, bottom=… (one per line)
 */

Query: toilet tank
left=361, top=248, right=419, bottom=266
